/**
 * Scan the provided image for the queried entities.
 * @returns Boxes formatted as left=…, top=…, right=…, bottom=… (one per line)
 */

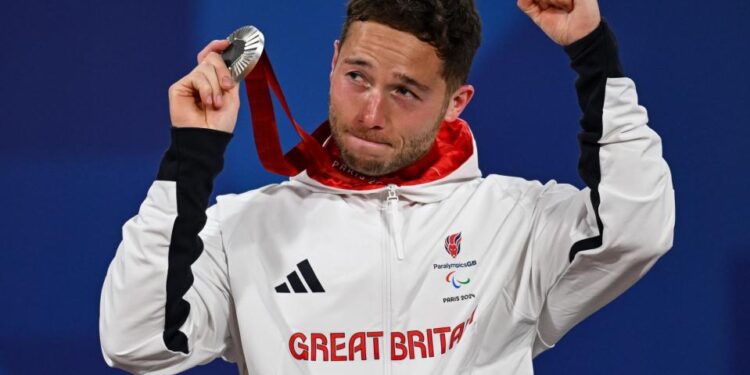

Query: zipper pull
left=385, top=184, right=405, bottom=260
left=386, top=184, right=399, bottom=203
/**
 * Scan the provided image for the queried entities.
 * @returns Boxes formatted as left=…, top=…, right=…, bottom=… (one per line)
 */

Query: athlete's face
left=329, top=21, right=474, bottom=176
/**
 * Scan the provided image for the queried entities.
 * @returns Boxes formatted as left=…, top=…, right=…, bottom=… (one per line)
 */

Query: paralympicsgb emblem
left=444, top=232, right=462, bottom=258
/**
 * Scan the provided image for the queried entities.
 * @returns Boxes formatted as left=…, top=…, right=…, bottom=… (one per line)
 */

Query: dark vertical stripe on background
left=157, top=127, right=232, bottom=354
left=564, top=21, right=625, bottom=262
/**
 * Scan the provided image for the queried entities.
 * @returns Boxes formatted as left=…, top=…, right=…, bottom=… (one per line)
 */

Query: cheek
left=393, top=106, right=442, bottom=139
left=330, top=80, right=358, bottom=120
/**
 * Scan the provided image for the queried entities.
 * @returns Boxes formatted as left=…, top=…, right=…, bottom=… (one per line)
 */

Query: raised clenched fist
left=517, top=0, right=601, bottom=46
left=168, top=39, right=241, bottom=134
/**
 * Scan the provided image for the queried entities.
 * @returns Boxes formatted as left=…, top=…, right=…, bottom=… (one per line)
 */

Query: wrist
left=564, top=20, right=625, bottom=78
left=157, top=127, right=233, bottom=182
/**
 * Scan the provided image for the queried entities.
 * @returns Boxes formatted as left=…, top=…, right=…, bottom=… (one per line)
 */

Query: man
left=100, top=0, right=675, bottom=374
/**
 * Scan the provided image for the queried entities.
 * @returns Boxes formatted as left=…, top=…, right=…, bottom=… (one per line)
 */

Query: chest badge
left=444, top=232, right=462, bottom=258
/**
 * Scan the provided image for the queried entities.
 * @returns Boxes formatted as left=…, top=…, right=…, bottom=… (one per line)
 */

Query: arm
left=516, top=0, right=675, bottom=355
left=100, top=40, right=243, bottom=372
left=100, top=128, right=237, bottom=373
left=532, top=20, right=674, bottom=355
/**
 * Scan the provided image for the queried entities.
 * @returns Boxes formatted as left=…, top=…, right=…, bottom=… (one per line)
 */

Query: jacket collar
left=289, top=118, right=481, bottom=203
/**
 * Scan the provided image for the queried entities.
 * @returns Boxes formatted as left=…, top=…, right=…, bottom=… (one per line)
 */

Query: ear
left=331, top=40, right=340, bottom=75
left=443, top=84, right=475, bottom=122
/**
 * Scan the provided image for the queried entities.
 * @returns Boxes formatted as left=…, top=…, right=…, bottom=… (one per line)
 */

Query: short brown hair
left=339, top=0, right=482, bottom=93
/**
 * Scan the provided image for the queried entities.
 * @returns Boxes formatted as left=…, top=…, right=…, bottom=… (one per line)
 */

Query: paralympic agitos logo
left=445, top=270, right=470, bottom=289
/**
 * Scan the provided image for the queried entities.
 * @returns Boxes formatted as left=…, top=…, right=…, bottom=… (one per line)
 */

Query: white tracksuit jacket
left=100, top=22, right=675, bottom=374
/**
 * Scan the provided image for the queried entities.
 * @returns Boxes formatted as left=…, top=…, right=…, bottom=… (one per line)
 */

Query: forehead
left=339, top=21, right=444, bottom=84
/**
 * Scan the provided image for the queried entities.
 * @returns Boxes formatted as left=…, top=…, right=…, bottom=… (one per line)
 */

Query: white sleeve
left=99, top=128, right=236, bottom=373
left=522, top=22, right=676, bottom=356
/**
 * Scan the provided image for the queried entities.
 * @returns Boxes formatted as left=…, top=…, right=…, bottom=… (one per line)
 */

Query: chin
left=341, top=152, right=394, bottom=177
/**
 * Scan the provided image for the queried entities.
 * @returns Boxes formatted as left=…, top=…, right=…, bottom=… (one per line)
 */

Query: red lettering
left=391, top=331, right=407, bottom=361
left=330, top=332, right=346, bottom=361
left=433, top=327, right=451, bottom=354
left=467, top=307, right=476, bottom=325
left=287, top=310, right=479, bottom=363
left=368, top=331, right=383, bottom=360
left=348, top=332, right=367, bottom=360
left=449, top=322, right=465, bottom=350
left=426, top=328, right=435, bottom=357
left=289, top=333, right=309, bottom=361
left=407, top=330, right=427, bottom=359
left=310, top=333, right=329, bottom=361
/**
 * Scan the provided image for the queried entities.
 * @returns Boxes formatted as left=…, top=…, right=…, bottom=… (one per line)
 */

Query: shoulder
left=480, top=174, right=581, bottom=206
left=213, top=181, right=309, bottom=221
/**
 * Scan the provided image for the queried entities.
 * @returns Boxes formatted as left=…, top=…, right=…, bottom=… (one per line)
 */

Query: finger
left=202, top=51, right=235, bottom=90
left=221, top=80, right=242, bottom=108
left=197, top=39, right=231, bottom=64
left=196, top=62, right=224, bottom=108
left=517, top=0, right=540, bottom=14
left=517, top=0, right=535, bottom=10
left=548, top=0, right=574, bottom=12
left=190, top=71, right=215, bottom=107
left=536, top=0, right=550, bottom=11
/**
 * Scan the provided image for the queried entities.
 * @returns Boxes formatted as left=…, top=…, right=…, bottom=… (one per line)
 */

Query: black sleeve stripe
left=564, top=21, right=625, bottom=263
left=157, top=127, right=232, bottom=354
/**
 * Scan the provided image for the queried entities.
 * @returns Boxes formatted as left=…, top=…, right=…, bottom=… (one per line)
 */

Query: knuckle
left=204, top=53, right=222, bottom=67
left=201, top=60, right=219, bottom=73
left=190, top=71, right=205, bottom=84
left=170, top=78, right=186, bottom=91
left=196, top=63, right=213, bottom=76
left=201, top=70, right=218, bottom=85
left=191, top=65, right=204, bottom=76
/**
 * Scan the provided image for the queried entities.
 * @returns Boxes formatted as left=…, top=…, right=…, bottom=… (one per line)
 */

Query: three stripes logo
left=275, top=259, right=326, bottom=293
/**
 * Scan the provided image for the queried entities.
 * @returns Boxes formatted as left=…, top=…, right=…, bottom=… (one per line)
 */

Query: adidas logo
left=275, top=259, right=326, bottom=293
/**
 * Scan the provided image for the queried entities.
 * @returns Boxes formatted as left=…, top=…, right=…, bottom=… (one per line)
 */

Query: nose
left=357, top=91, right=385, bottom=129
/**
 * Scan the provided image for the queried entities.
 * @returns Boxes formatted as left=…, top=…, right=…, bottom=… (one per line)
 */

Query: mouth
left=345, top=133, right=392, bottom=153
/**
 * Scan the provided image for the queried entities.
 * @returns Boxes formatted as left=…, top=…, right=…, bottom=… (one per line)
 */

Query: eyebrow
left=342, top=57, right=431, bottom=93
left=394, top=73, right=430, bottom=93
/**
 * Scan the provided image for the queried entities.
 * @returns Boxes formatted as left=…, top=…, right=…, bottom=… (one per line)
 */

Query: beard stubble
left=328, top=101, right=447, bottom=177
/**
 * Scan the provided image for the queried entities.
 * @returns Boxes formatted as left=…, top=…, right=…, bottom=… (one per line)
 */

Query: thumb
left=197, top=39, right=232, bottom=64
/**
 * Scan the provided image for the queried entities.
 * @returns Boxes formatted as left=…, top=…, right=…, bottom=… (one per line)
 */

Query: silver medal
left=222, top=25, right=265, bottom=82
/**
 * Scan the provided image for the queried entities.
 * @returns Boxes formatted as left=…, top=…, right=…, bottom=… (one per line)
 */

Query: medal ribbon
left=242, top=52, right=330, bottom=176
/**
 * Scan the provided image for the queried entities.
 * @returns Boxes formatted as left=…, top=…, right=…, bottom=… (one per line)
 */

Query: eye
left=346, top=71, right=364, bottom=82
left=395, top=86, right=419, bottom=100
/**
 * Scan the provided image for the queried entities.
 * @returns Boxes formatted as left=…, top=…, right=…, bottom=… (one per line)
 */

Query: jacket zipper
left=383, top=184, right=403, bottom=375
left=386, top=184, right=405, bottom=260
